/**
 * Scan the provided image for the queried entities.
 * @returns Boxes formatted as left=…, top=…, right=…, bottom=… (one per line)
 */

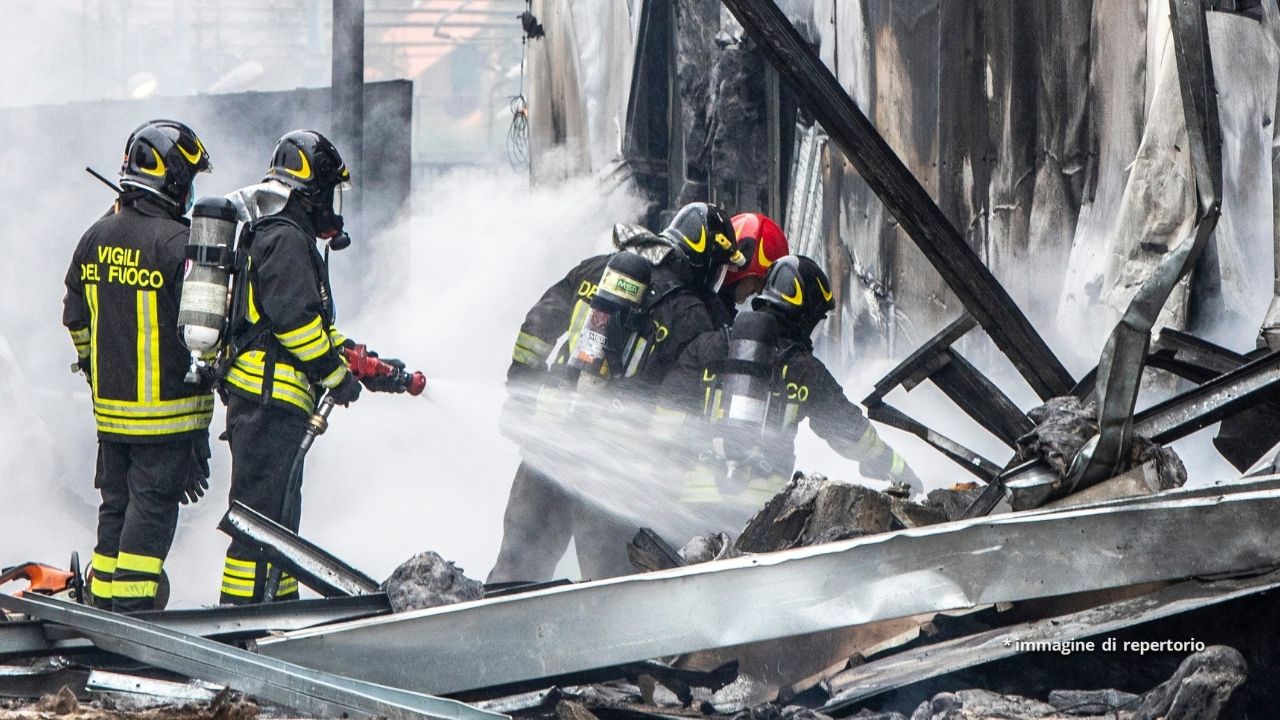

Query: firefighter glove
left=74, top=356, right=93, bottom=386
left=329, top=372, right=362, bottom=406
left=180, top=475, right=209, bottom=505
left=361, top=357, right=408, bottom=393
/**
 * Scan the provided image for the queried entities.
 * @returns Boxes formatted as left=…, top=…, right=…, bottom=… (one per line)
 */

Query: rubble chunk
left=680, top=533, right=740, bottom=564
left=1014, top=397, right=1098, bottom=477
left=924, top=485, right=985, bottom=522
left=383, top=551, right=483, bottom=613
left=35, top=687, right=77, bottom=715
left=914, top=689, right=1058, bottom=719
left=555, top=699, right=600, bottom=720
left=1131, top=646, right=1247, bottom=720
left=736, top=474, right=892, bottom=553
left=627, top=528, right=687, bottom=572
left=1048, top=688, right=1139, bottom=715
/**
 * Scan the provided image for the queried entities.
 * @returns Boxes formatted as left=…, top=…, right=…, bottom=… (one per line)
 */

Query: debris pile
left=383, top=551, right=484, bottom=613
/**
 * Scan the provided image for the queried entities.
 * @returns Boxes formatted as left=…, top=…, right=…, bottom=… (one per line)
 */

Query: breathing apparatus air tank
left=567, top=251, right=653, bottom=392
left=715, top=310, right=781, bottom=478
left=178, top=197, right=238, bottom=383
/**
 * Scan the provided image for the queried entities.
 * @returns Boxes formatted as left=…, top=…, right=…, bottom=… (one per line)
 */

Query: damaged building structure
left=8, top=0, right=1280, bottom=718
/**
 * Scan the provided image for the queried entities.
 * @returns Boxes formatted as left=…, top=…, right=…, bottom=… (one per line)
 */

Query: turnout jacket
left=654, top=331, right=909, bottom=485
left=62, top=195, right=214, bottom=442
left=509, top=248, right=715, bottom=396
left=223, top=202, right=350, bottom=415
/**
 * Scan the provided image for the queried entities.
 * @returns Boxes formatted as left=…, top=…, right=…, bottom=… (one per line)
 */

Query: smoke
left=293, top=168, right=645, bottom=587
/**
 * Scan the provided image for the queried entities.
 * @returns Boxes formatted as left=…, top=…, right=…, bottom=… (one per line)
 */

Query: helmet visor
left=709, top=264, right=729, bottom=293
left=332, top=181, right=352, bottom=215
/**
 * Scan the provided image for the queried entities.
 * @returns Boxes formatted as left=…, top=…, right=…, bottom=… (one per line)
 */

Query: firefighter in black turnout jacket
left=490, top=203, right=747, bottom=582
left=218, top=130, right=395, bottom=604
left=654, top=255, right=919, bottom=521
left=62, top=120, right=214, bottom=612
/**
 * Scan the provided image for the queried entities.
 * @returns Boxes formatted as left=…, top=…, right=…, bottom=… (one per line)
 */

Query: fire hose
left=261, top=345, right=426, bottom=601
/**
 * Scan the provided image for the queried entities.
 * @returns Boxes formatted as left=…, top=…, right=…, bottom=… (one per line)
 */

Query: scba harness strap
left=221, top=215, right=336, bottom=407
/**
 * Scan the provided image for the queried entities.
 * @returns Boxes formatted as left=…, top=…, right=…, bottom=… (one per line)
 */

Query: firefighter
left=218, top=130, right=398, bottom=604
left=490, top=202, right=746, bottom=583
left=62, top=119, right=214, bottom=612
left=653, top=255, right=920, bottom=525
left=708, top=213, right=791, bottom=326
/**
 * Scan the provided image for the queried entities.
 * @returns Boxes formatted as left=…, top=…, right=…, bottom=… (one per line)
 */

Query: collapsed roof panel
left=256, top=483, right=1280, bottom=696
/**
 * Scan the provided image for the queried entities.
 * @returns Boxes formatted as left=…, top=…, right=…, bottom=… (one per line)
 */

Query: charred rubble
left=7, top=1, right=1280, bottom=719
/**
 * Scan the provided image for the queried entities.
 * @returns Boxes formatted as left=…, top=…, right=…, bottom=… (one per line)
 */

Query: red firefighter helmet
left=725, top=213, right=790, bottom=288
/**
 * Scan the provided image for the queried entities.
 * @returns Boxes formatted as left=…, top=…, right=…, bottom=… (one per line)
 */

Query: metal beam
left=1, top=594, right=392, bottom=658
left=719, top=0, right=1073, bottom=400
left=930, top=349, right=1033, bottom=448
left=822, top=570, right=1280, bottom=709
left=865, top=403, right=1002, bottom=481
left=0, top=594, right=504, bottom=720
left=219, top=501, right=381, bottom=597
left=258, top=486, right=1280, bottom=696
left=1133, top=351, right=1280, bottom=443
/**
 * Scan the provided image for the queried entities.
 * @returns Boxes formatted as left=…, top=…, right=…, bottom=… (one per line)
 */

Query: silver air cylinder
left=568, top=251, right=653, bottom=391
left=717, top=310, right=781, bottom=473
left=179, top=197, right=238, bottom=383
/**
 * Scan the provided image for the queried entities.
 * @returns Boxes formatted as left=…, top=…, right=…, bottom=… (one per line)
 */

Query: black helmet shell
left=752, top=255, right=835, bottom=336
left=119, top=119, right=211, bottom=206
left=660, top=202, right=746, bottom=290
left=264, top=130, right=350, bottom=198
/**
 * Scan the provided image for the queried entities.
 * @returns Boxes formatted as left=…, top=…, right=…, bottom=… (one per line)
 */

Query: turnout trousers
left=92, top=434, right=209, bottom=612
left=487, top=461, right=574, bottom=583
left=487, top=461, right=640, bottom=583
left=219, top=393, right=305, bottom=604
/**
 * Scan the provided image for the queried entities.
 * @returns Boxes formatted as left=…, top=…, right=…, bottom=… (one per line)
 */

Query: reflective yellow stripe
left=513, top=332, right=553, bottom=366
left=512, top=345, right=544, bottom=367
left=220, top=582, right=255, bottom=598
left=855, top=424, right=883, bottom=453
left=94, top=414, right=214, bottom=436
left=112, top=580, right=159, bottom=599
left=220, top=575, right=255, bottom=591
left=890, top=452, right=906, bottom=476
left=91, top=552, right=117, bottom=574
left=70, top=327, right=91, bottom=357
left=564, top=299, right=591, bottom=352
left=279, top=578, right=299, bottom=594
left=90, top=578, right=113, bottom=599
left=246, top=275, right=260, bottom=323
left=93, top=395, right=215, bottom=415
left=320, top=364, right=348, bottom=389
left=136, top=290, right=160, bottom=403
left=225, top=557, right=256, bottom=572
left=329, top=328, right=348, bottom=347
left=276, top=316, right=325, bottom=345
left=116, top=552, right=163, bottom=575
left=225, top=370, right=313, bottom=412
left=222, top=567, right=255, bottom=580
left=291, top=334, right=333, bottom=362
left=232, top=352, right=314, bottom=391
left=87, top=284, right=99, bottom=393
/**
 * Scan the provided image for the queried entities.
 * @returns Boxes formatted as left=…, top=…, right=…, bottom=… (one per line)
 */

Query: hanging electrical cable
left=507, top=3, right=544, bottom=172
